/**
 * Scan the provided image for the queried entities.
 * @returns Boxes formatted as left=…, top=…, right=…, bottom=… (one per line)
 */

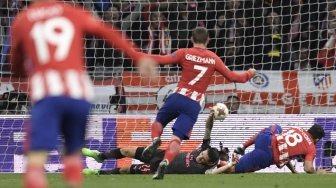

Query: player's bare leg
left=142, top=121, right=163, bottom=161
left=153, top=136, right=181, bottom=180
left=25, top=151, right=48, bottom=188
left=63, top=153, right=83, bottom=188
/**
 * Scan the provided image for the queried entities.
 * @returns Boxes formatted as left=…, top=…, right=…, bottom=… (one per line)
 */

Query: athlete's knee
left=153, top=119, right=166, bottom=128
left=171, top=135, right=182, bottom=142
left=172, top=129, right=188, bottom=140
left=153, top=121, right=163, bottom=127
left=152, top=121, right=164, bottom=130
left=120, top=147, right=137, bottom=158
left=134, top=147, right=145, bottom=161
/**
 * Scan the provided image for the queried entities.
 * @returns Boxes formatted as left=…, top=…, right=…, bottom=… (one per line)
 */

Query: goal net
left=0, top=0, right=336, bottom=173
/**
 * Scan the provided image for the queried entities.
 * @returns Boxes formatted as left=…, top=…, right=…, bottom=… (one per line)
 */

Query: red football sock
left=24, top=165, right=47, bottom=188
left=151, top=121, right=163, bottom=139
left=163, top=139, right=181, bottom=163
left=63, top=156, right=83, bottom=188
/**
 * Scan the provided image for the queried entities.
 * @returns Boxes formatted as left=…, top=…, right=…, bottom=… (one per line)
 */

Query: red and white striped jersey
left=10, top=0, right=141, bottom=102
left=174, top=87, right=205, bottom=105
left=29, top=70, right=94, bottom=102
left=149, top=48, right=254, bottom=103
left=272, top=127, right=316, bottom=167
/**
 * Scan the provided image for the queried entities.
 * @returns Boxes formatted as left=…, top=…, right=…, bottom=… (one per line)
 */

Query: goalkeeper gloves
left=201, top=139, right=211, bottom=151
left=234, top=144, right=245, bottom=155
left=218, top=142, right=230, bottom=161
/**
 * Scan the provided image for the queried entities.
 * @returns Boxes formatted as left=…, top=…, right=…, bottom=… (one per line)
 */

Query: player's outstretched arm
left=215, top=58, right=256, bottom=83
left=200, top=109, right=215, bottom=150
left=304, top=160, right=328, bottom=174
left=304, top=160, right=319, bottom=174
left=204, top=108, right=215, bottom=140
left=208, top=163, right=233, bottom=174
left=145, top=49, right=183, bottom=65
left=206, top=154, right=239, bottom=174
left=304, top=150, right=327, bottom=174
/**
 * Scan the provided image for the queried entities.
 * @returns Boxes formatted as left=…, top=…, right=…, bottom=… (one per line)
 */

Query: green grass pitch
left=0, top=173, right=335, bottom=188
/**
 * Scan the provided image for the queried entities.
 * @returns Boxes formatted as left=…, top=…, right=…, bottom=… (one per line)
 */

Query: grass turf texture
left=0, top=173, right=335, bottom=188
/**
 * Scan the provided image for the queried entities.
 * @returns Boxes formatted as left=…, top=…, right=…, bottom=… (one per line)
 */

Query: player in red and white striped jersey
left=272, top=126, right=319, bottom=170
left=10, top=1, right=144, bottom=188
left=140, top=27, right=256, bottom=180
left=209, top=124, right=326, bottom=174
left=10, top=1, right=143, bottom=102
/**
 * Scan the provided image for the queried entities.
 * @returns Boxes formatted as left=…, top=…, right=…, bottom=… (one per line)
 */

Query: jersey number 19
left=30, top=16, right=75, bottom=64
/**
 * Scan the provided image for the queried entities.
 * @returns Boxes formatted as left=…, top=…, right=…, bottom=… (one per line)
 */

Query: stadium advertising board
left=122, top=71, right=336, bottom=114
left=0, top=114, right=335, bottom=173
left=1, top=71, right=336, bottom=114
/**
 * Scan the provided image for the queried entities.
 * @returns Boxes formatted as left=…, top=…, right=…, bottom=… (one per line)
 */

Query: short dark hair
left=192, top=27, right=209, bottom=44
left=207, top=147, right=220, bottom=164
left=308, top=124, right=325, bottom=140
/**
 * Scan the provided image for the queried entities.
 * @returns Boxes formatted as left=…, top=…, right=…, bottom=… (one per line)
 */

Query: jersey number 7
left=188, top=65, right=208, bottom=85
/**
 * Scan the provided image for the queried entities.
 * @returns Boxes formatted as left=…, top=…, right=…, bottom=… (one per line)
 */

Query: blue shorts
left=235, top=124, right=282, bottom=173
left=156, top=93, right=201, bottom=140
left=28, top=96, right=91, bottom=154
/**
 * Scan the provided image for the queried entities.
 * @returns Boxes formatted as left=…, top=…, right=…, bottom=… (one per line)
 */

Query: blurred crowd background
left=1, top=0, right=336, bottom=76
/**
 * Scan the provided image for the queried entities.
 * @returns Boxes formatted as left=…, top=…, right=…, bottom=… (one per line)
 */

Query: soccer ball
left=212, top=103, right=229, bottom=120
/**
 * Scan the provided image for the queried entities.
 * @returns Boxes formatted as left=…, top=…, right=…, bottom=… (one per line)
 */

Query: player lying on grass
left=233, top=124, right=283, bottom=156
left=82, top=108, right=233, bottom=175
left=207, top=124, right=326, bottom=174
left=233, top=124, right=298, bottom=173
left=82, top=146, right=222, bottom=175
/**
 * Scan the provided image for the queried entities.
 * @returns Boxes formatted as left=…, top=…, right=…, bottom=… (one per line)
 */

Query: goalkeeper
left=82, top=108, right=232, bottom=175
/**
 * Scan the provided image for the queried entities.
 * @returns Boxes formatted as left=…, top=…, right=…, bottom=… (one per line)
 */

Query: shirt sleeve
left=215, top=57, right=253, bottom=83
left=81, top=10, right=143, bottom=61
left=146, top=49, right=184, bottom=65
left=9, top=16, right=26, bottom=77
left=305, top=146, right=316, bottom=162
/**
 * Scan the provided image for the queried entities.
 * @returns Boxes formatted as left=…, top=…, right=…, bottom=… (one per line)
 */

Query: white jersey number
left=30, top=17, right=75, bottom=64
left=188, top=65, right=208, bottom=85
left=284, top=129, right=303, bottom=147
